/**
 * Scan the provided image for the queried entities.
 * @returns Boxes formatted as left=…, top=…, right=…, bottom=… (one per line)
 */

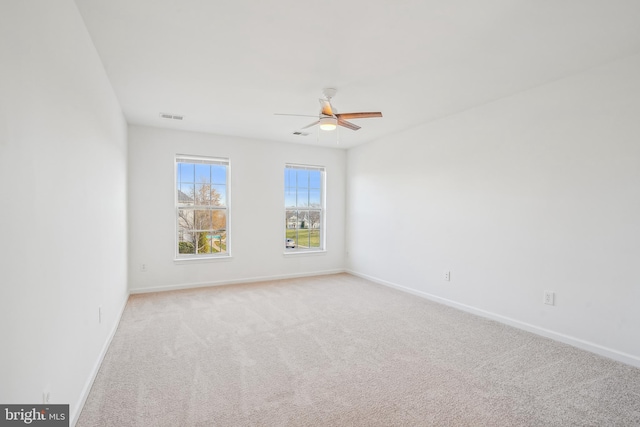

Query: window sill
left=283, top=249, right=326, bottom=257
left=174, top=254, right=232, bottom=263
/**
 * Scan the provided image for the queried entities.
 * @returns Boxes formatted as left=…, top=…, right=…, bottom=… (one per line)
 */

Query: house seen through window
left=285, top=164, right=324, bottom=251
left=176, top=155, right=229, bottom=258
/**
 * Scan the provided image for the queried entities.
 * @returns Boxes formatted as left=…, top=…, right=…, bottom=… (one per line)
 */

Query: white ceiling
left=74, top=0, right=640, bottom=149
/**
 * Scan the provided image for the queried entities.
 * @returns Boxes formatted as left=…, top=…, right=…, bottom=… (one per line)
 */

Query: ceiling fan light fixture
left=319, top=117, right=337, bottom=131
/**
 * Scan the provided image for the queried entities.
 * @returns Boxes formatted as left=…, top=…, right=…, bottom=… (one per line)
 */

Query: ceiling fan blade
left=337, top=119, right=361, bottom=131
left=301, top=120, right=320, bottom=130
left=274, top=113, right=318, bottom=118
left=319, top=99, right=334, bottom=116
left=335, top=112, right=383, bottom=119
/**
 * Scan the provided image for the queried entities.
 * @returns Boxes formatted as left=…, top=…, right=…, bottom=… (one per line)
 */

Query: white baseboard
left=70, top=293, right=129, bottom=427
left=129, top=269, right=346, bottom=294
left=347, top=269, right=640, bottom=369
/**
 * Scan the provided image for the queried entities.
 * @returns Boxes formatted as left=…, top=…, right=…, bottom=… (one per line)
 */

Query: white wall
left=128, top=125, right=345, bottom=292
left=0, top=0, right=128, bottom=423
left=346, top=54, right=640, bottom=367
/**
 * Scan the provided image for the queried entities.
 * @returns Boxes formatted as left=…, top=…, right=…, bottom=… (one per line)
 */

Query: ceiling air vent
left=160, top=113, right=184, bottom=120
left=293, top=131, right=310, bottom=136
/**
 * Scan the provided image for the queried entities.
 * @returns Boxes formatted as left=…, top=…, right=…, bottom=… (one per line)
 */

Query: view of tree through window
left=285, top=164, right=324, bottom=251
left=176, top=156, right=229, bottom=257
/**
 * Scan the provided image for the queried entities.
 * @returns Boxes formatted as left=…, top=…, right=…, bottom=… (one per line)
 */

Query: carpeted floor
left=77, top=273, right=640, bottom=426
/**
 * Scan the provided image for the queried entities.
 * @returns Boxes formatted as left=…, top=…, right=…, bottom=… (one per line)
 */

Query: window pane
left=298, top=210, right=310, bottom=230
left=284, top=169, right=294, bottom=189
left=297, top=226, right=310, bottom=248
left=211, top=165, right=226, bottom=184
left=178, top=210, right=196, bottom=253
left=297, top=170, right=309, bottom=188
left=194, top=232, right=211, bottom=254
left=309, top=170, right=321, bottom=189
left=285, top=228, right=297, bottom=249
left=309, top=189, right=320, bottom=207
left=309, top=210, right=321, bottom=229
left=195, top=164, right=210, bottom=184
left=297, top=188, right=309, bottom=207
left=286, top=210, right=298, bottom=229
left=178, top=234, right=195, bottom=254
left=178, top=209, right=194, bottom=230
left=211, top=210, right=227, bottom=233
left=194, top=184, right=209, bottom=205
left=178, top=163, right=194, bottom=184
left=309, top=229, right=320, bottom=248
left=212, top=185, right=226, bottom=206
left=194, top=209, right=213, bottom=230
left=208, top=231, right=227, bottom=254
left=178, top=183, right=194, bottom=205
left=285, top=189, right=296, bottom=208
left=285, top=210, right=298, bottom=249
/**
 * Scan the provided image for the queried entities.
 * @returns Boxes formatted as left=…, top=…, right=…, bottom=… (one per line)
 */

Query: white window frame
left=284, top=163, right=326, bottom=254
left=175, top=155, right=230, bottom=260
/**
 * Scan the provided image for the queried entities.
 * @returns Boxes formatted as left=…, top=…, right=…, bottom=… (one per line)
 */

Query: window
left=175, top=155, right=229, bottom=258
left=285, top=164, right=325, bottom=252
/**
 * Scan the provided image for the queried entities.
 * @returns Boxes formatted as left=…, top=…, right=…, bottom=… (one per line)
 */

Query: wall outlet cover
left=544, top=291, right=555, bottom=306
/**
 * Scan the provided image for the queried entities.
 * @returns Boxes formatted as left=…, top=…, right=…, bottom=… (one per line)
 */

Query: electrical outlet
left=444, top=271, right=451, bottom=281
left=43, top=390, right=50, bottom=404
left=544, top=291, right=555, bottom=306
left=141, top=263, right=147, bottom=272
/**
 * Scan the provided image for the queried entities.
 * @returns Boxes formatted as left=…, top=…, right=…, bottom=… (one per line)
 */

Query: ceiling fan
left=276, top=88, right=382, bottom=132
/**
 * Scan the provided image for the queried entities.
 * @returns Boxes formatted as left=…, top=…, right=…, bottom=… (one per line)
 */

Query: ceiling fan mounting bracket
left=322, top=87, right=337, bottom=100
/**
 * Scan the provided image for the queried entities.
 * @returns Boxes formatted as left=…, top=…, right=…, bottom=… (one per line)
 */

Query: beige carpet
left=78, top=273, right=640, bottom=426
